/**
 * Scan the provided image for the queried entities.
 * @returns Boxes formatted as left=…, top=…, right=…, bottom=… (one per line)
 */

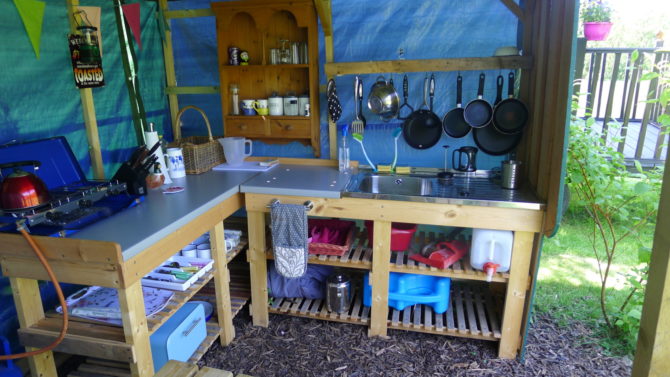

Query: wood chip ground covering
left=200, top=309, right=632, bottom=377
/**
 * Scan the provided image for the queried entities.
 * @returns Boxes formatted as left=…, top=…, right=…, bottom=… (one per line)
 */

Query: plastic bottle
left=470, top=228, right=513, bottom=282
left=338, top=125, right=350, bottom=173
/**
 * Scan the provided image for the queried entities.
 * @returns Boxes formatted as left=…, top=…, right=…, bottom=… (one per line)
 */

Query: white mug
left=268, top=96, right=283, bottom=116
left=181, top=244, right=197, bottom=258
left=196, top=243, right=212, bottom=259
left=218, top=137, right=252, bottom=166
left=166, top=148, right=186, bottom=178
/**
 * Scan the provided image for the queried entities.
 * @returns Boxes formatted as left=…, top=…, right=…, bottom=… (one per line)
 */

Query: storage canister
left=298, top=94, right=310, bottom=116
left=269, top=92, right=283, bottom=116
left=150, top=302, right=206, bottom=372
left=326, top=272, right=351, bottom=313
left=283, top=92, right=299, bottom=116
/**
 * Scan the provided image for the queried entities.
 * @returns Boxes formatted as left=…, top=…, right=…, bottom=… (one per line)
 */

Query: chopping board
left=212, top=161, right=278, bottom=172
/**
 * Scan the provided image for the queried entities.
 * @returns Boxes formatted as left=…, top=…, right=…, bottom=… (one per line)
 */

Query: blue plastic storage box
left=363, top=272, right=451, bottom=314
left=150, top=302, right=206, bottom=372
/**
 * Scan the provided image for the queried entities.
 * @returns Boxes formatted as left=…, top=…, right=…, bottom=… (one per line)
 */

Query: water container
left=470, top=229, right=514, bottom=282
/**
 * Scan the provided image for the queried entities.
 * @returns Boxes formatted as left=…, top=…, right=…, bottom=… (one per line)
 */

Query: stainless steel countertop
left=240, top=164, right=350, bottom=198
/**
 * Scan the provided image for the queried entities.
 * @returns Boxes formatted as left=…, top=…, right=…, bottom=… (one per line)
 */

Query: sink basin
left=357, top=175, right=432, bottom=196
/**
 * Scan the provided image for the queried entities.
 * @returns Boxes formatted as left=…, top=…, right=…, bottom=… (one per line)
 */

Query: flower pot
left=584, top=22, right=612, bottom=41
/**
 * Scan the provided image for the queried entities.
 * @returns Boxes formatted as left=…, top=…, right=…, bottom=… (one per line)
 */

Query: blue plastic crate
left=363, top=272, right=451, bottom=314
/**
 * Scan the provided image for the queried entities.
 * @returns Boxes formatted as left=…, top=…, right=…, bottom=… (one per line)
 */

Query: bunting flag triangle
left=122, top=3, right=141, bottom=50
left=12, top=0, right=46, bottom=59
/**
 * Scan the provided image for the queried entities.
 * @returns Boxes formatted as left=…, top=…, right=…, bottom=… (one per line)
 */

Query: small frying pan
left=442, top=75, right=470, bottom=138
left=492, top=71, right=529, bottom=135
left=473, top=75, right=522, bottom=155
left=403, top=76, right=442, bottom=149
left=464, top=73, right=493, bottom=128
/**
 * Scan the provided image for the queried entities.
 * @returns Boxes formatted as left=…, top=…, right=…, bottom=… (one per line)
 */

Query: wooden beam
left=158, top=0, right=180, bottom=139
left=10, top=278, right=58, bottom=377
left=632, top=150, right=670, bottom=376
left=324, top=56, right=533, bottom=77
left=368, top=220, right=391, bottom=337
left=313, top=0, right=332, bottom=36
left=66, top=0, right=104, bottom=179
left=246, top=210, right=269, bottom=327
left=118, top=282, right=154, bottom=377
left=164, top=9, right=214, bottom=19
left=166, top=86, right=220, bottom=95
left=499, top=0, right=524, bottom=21
left=210, top=221, right=235, bottom=345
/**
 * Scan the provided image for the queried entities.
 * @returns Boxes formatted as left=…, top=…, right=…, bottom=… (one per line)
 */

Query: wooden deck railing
left=574, top=39, right=669, bottom=165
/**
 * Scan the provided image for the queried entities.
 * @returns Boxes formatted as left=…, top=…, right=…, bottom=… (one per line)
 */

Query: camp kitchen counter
left=241, top=164, right=545, bottom=359
left=0, top=170, right=257, bottom=377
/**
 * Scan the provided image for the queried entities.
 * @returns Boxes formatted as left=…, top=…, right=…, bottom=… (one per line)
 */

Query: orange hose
left=0, top=228, right=68, bottom=360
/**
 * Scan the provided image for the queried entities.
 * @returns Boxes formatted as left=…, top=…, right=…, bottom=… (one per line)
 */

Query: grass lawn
left=533, top=207, right=654, bottom=355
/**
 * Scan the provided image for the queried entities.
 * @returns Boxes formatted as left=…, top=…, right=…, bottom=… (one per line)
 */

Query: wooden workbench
left=0, top=170, right=256, bottom=377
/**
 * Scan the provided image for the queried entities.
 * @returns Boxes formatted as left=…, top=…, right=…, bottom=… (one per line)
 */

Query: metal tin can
left=228, top=46, right=239, bottom=66
left=290, top=42, right=300, bottom=64
left=269, top=48, right=280, bottom=65
left=501, top=160, right=522, bottom=189
left=326, top=273, right=351, bottom=314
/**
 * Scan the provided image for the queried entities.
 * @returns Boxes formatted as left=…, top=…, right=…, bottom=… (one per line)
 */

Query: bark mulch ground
left=200, top=309, right=632, bottom=377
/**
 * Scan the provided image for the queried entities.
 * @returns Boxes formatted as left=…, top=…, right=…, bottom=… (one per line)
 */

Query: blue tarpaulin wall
left=0, top=0, right=519, bottom=352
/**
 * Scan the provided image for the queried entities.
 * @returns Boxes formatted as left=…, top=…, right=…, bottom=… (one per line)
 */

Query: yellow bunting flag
left=12, top=0, right=46, bottom=59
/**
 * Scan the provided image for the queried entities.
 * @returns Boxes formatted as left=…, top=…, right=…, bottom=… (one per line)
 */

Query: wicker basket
left=168, top=106, right=225, bottom=174
left=308, top=219, right=356, bottom=257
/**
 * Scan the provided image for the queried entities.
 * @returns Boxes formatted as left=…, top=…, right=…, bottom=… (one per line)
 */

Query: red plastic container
left=364, top=221, right=417, bottom=252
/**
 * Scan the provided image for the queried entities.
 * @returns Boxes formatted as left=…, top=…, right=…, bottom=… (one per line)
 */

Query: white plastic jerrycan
left=470, top=229, right=513, bottom=282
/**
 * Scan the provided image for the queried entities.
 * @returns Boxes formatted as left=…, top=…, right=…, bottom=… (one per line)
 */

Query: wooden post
left=9, top=277, right=58, bottom=377
left=210, top=221, right=235, bottom=345
left=65, top=0, right=104, bottom=179
left=632, top=152, right=670, bottom=376
left=158, top=0, right=180, bottom=138
left=117, top=282, right=154, bottom=377
left=498, top=231, right=534, bottom=358
left=247, top=211, right=269, bottom=327
left=368, top=220, right=391, bottom=337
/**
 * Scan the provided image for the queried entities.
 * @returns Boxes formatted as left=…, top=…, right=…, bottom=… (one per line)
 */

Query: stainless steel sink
left=342, top=172, right=544, bottom=210
left=358, top=175, right=432, bottom=196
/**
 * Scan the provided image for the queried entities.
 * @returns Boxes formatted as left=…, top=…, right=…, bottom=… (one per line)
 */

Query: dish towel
left=271, top=202, right=309, bottom=278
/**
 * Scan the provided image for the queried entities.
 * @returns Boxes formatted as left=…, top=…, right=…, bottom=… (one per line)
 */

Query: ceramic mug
left=181, top=244, right=197, bottom=257
left=241, top=99, right=256, bottom=116
left=196, top=243, right=211, bottom=259
left=253, top=99, right=269, bottom=116
left=218, top=137, right=252, bottom=166
left=166, top=147, right=186, bottom=178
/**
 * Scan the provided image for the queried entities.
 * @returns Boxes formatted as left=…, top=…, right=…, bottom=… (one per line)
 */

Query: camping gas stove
left=0, top=180, right=141, bottom=236
left=0, top=137, right=144, bottom=237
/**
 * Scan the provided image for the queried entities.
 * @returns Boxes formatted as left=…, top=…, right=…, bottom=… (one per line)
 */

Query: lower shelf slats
left=188, top=321, right=221, bottom=364
left=268, top=283, right=501, bottom=342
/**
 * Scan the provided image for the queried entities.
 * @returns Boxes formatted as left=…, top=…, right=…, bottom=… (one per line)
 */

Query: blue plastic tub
left=363, top=272, right=451, bottom=314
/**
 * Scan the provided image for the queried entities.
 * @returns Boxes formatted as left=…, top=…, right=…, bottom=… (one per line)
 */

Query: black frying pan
left=492, top=71, right=528, bottom=135
left=442, top=75, right=470, bottom=138
left=473, top=77, right=522, bottom=156
left=464, top=73, right=493, bottom=128
left=403, top=76, right=442, bottom=149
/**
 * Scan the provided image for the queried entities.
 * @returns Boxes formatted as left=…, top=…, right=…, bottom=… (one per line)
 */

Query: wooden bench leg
left=9, top=277, right=58, bottom=377
left=211, top=221, right=235, bottom=345
left=247, top=211, right=269, bottom=327
left=498, top=231, right=534, bottom=359
left=118, top=282, right=154, bottom=377
left=368, top=220, right=391, bottom=337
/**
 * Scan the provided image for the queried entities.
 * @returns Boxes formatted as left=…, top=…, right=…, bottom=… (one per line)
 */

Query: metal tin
left=299, top=42, right=308, bottom=64
left=283, top=92, right=299, bottom=116
left=501, top=160, right=522, bottom=190
left=290, top=42, right=300, bottom=64
left=269, top=48, right=280, bottom=65
left=228, top=46, right=239, bottom=66
left=326, top=273, right=351, bottom=314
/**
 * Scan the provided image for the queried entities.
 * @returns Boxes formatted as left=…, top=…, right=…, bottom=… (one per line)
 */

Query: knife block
left=112, top=163, right=147, bottom=196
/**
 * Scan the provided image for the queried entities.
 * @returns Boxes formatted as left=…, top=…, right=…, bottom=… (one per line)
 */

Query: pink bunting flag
left=12, top=0, right=46, bottom=59
left=121, top=3, right=141, bottom=50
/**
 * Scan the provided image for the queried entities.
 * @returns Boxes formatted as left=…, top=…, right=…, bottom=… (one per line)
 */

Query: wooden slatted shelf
left=268, top=290, right=370, bottom=326
left=387, top=283, right=501, bottom=341
left=267, top=227, right=372, bottom=269
left=390, top=231, right=510, bottom=283
left=188, top=321, right=221, bottom=364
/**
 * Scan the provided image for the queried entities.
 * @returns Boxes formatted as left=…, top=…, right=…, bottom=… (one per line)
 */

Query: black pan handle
left=429, top=73, right=435, bottom=111
left=508, top=71, right=516, bottom=98
left=477, top=73, right=485, bottom=98
left=456, top=75, right=463, bottom=106
left=495, top=75, right=504, bottom=105
left=403, top=75, right=409, bottom=101
left=0, top=160, right=41, bottom=170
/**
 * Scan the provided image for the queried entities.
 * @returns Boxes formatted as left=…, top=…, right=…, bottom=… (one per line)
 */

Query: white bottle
left=338, top=125, right=350, bottom=173
left=230, top=84, right=239, bottom=115
left=470, top=228, right=513, bottom=282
